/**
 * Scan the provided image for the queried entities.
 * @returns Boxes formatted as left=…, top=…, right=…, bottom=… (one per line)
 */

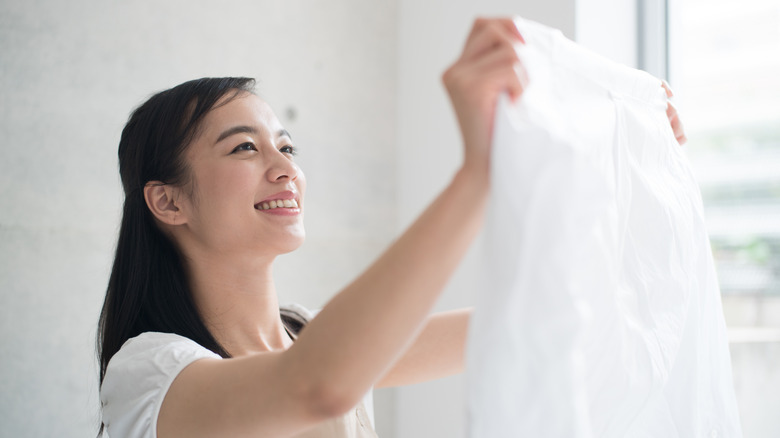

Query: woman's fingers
left=661, top=80, right=674, bottom=98
left=442, top=17, right=529, bottom=173
left=661, top=81, right=687, bottom=146
left=461, top=18, right=524, bottom=63
left=464, top=17, right=523, bottom=45
left=458, top=42, right=526, bottom=101
left=666, top=100, right=687, bottom=145
left=495, top=17, right=524, bottom=43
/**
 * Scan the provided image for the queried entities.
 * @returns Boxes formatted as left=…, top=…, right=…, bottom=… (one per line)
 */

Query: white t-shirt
left=100, top=332, right=220, bottom=438
left=100, top=307, right=375, bottom=438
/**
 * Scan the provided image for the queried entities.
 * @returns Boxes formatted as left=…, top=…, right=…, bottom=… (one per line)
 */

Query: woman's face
left=177, top=92, right=306, bottom=259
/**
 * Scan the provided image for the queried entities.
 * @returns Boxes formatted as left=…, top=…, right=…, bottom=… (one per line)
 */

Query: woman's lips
left=255, top=190, right=301, bottom=216
left=259, top=207, right=301, bottom=216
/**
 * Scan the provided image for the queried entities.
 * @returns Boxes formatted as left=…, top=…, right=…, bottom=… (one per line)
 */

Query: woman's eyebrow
left=278, top=129, right=292, bottom=140
left=215, top=125, right=257, bottom=144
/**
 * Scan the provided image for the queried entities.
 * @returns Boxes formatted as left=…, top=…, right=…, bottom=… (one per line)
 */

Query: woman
left=97, top=18, right=686, bottom=437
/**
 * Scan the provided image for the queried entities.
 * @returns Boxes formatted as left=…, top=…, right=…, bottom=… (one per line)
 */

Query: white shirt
left=100, top=307, right=375, bottom=438
left=100, top=332, right=220, bottom=438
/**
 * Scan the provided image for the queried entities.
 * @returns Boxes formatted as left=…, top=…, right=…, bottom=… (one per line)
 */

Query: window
left=663, top=0, right=780, bottom=435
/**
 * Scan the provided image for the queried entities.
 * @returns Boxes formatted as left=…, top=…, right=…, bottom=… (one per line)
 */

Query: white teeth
left=258, top=199, right=300, bottom=210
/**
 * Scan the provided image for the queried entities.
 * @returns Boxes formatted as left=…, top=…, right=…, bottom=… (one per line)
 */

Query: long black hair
left=97, top=77, right=257, bottom=386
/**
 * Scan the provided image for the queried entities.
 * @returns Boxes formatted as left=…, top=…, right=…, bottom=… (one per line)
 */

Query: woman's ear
left=143, top=182, right=188, bottom=226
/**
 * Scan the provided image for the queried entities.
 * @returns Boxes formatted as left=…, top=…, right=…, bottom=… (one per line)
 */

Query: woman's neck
left=185, top=252, right=294, bottom=357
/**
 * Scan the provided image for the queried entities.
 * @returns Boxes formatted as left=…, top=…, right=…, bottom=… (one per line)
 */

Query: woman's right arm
left=158, top=17, right=527, bottom=438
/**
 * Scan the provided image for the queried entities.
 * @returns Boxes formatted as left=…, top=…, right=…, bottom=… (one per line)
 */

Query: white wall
left=0, top=1, right=398, bottom=436
left=576, top=0, right=638, bottom=68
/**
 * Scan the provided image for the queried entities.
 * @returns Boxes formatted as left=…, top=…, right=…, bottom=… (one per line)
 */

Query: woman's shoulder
left=107, top=303, right=313, bottom=378
left=102, top=331, right=221, bottom=396
left=108, top=331, right=221, bottom=372
left=100, top=332, right=221, bottom=438
left=100, top=305, right=314, bottom=437
left=122, top=331, right=210, bottom=351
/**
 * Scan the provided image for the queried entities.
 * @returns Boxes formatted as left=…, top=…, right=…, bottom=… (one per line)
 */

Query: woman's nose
left=265, top=149, right=300, bottom=182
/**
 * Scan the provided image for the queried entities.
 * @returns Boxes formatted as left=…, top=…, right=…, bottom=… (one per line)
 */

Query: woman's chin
left=269, top=234, right=306, bottom=255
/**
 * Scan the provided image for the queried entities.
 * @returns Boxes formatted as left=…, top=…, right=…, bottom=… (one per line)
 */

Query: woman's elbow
left=299, top=378, right=364, bottom=420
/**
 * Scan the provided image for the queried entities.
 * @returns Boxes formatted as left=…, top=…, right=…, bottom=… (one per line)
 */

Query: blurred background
left=670, top=0, right=780, bottom=435
left=0, top=0, right=777, bottom=436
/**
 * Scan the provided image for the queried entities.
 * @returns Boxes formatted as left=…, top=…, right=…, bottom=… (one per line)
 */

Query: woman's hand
left=443, top=18, right=528, bottom=177
left=662, top=81, right=687, bottom=146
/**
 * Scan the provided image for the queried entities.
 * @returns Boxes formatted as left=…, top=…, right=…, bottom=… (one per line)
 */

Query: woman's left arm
left=375, top=308, right=471, bottom=388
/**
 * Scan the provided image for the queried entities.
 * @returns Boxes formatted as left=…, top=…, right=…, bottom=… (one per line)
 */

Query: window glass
left=670, top=1, right=780, bottom=436
left=673, top=0, right=780, bottom=298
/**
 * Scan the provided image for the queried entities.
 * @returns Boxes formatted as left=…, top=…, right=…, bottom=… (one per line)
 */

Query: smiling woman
left=96, top=17, right=527, bottom=438
left=150, top=91, right=307, bottom=259
left=94, top=13, right=692, bottom=437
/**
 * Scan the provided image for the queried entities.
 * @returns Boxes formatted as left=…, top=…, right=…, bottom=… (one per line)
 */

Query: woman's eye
left=280, top=145, right=297, bottom=156
left=232, top=142, right=256, bottom=153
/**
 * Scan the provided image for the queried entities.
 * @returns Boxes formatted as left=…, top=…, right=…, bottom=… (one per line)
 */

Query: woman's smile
left=255, top=189, right=302, bottom=216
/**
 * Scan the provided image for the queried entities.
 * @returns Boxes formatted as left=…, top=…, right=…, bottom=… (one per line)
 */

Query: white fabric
left=100, top=332, right=221, bottom=438
left=466, top=17, right=742, bottom=438
left=101, top=314, right=375, bottom=437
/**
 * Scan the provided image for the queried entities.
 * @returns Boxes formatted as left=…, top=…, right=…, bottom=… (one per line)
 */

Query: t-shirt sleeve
left=100, top=332, right=221, bottom=438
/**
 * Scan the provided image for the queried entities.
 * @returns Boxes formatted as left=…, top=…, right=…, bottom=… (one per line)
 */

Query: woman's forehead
left=201, top=93, right=284, bottom=141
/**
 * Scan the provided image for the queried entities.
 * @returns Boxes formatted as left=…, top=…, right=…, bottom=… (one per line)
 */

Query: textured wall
left=0, top=1, right=397, bottom=436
